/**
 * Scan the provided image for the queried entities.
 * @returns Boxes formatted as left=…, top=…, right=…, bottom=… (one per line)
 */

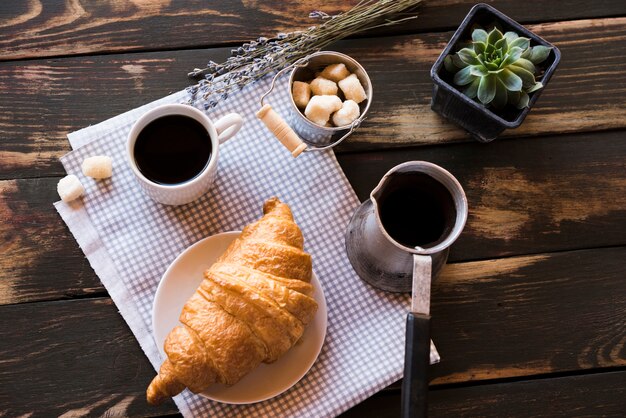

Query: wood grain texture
left=0, top=50, right=222, bottom=180
left=430, top=248, right=626, bottom=384
left=0, top=298, right=177, bottom=417
left=1, top=1, right=625, bottom=60
left=1, top=2, right=624, bottom=415
left=338, top=130, right=626, bottom=261
left=2, top=17, right=626, bottom=179
left=341, top=371, right=626, bottom=417
left=0, top=247, right=623, bottom=416
left=0, top=177, right=101, bottom=305
left=1, top=131, right=624, bottom=305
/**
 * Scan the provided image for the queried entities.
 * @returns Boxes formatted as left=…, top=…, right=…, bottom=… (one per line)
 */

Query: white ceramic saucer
left=152, top=231, right=328, bottom=404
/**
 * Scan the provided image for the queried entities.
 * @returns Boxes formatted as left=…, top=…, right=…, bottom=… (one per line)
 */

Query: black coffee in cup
left=378, top=172, right=457, bottom=248
left=133, top=115, right=212, bottom=185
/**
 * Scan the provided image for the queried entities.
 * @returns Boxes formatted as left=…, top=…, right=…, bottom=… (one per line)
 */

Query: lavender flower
left=187, top=0, right=422, bottom=109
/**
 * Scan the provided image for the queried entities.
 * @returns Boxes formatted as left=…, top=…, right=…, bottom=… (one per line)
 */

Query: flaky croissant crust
left=147, top=198, right=318, bottom=405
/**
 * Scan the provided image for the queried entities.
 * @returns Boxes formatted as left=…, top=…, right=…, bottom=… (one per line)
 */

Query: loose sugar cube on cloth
left=338, top=73, right=367, bottom=104
left=310, top=76, right=338, bottom=96
left=57, top=174, right=85, bottom=202
left=320, top=63, right=351, bottom=82
left=82, top=155, right=113, bottom=179
left=305, top=95, right=342, bottom=126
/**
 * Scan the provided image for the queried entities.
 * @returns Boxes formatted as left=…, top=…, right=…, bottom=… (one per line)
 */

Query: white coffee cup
left=127, top=104, right=243, bottom=206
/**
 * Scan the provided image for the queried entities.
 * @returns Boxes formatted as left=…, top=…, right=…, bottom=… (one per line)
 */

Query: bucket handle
left=256, top=57, right=363, bottom=157
left=256, top=59, right=309, bottom=157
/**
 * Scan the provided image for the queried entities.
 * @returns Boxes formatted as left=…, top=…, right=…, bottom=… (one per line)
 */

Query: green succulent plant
left=444, top=27, right=552, bottom=109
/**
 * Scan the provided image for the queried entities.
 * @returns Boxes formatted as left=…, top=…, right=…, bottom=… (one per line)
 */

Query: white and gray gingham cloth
left=54, top=76, right=416, bottom=417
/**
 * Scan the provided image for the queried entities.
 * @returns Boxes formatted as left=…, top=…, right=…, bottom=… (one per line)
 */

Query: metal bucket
left=257, top=51, right=373, bottom=157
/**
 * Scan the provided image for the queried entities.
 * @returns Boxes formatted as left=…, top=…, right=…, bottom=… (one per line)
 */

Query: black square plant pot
left=430, top=3, right=561, bottom=142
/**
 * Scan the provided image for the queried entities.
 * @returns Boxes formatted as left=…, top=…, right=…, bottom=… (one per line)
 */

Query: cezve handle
left=256, top=104, right=307, bottom=157
left=401, top=253, right=433, bottom=418
left=401, top=312, right=431, bottom=418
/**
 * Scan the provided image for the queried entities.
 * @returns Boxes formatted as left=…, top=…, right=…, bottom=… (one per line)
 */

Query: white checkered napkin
left=55, top=76, right=417, bottom=418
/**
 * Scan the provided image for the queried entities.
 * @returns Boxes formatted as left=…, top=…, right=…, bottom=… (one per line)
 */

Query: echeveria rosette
left=444, top=27, right=552, bottom=109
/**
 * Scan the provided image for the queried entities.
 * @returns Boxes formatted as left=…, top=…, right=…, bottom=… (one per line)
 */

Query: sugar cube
left=338, top=73, right=367, bottom=104
left=309, top=76, right=338, bottom=96
left=304, top=95, right=342, bottom=126
left=332, top=100, right=361, bottom=127
left=57, top=174, right=85, bottom=202
left=320, top=63, right=351, bottom=82
left=292, top=81, right=311, bottom=109
left=82, top=155, right=112, bottom=179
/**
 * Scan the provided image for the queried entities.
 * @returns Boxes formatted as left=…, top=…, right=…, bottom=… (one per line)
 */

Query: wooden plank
left=340, top=371, right=626, bottom=417
left=338, top=130, right=626, bottom=261
left=0, top=177, right=102, bottom=305
left=2, top=17, right=626, bottom=179
left=430, top=248, right=626, bottom=384
left=0, top=50, right=213, bottom=180
left=1, top=246, right=624, bottom=416
left=1, top=130, right=625, bottom=305
left=0, top=1, right=625, bottom=60
left=0, top=298, right=178, bottom=417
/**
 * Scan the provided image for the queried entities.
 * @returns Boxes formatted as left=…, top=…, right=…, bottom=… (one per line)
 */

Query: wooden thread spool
left=256, top=104, right=307, bottom=157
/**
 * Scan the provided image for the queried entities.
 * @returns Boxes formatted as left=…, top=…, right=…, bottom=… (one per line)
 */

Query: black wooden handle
left=400, top=312, right=431, bottom=418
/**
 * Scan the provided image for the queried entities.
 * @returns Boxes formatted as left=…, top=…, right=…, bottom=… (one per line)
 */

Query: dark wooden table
left=1, top=1, right=625, bottom=416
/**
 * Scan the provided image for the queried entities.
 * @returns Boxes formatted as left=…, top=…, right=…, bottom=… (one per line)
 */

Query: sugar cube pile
left=292, top=62, right=367, bottom=128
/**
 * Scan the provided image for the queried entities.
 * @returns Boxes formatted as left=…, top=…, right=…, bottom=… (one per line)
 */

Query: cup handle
left=401, top=254, right=432, bottom=418
left=214, top=113, right=243, bottom=145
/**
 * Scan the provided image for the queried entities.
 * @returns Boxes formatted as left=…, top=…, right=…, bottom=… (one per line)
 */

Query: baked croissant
left=147, top=198, right=318, bottom=405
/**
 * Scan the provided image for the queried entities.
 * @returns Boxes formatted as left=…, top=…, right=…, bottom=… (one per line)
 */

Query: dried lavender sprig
left=189, top=5, right=418, bottom=80
left=188, top=0, right=422, bottom=108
